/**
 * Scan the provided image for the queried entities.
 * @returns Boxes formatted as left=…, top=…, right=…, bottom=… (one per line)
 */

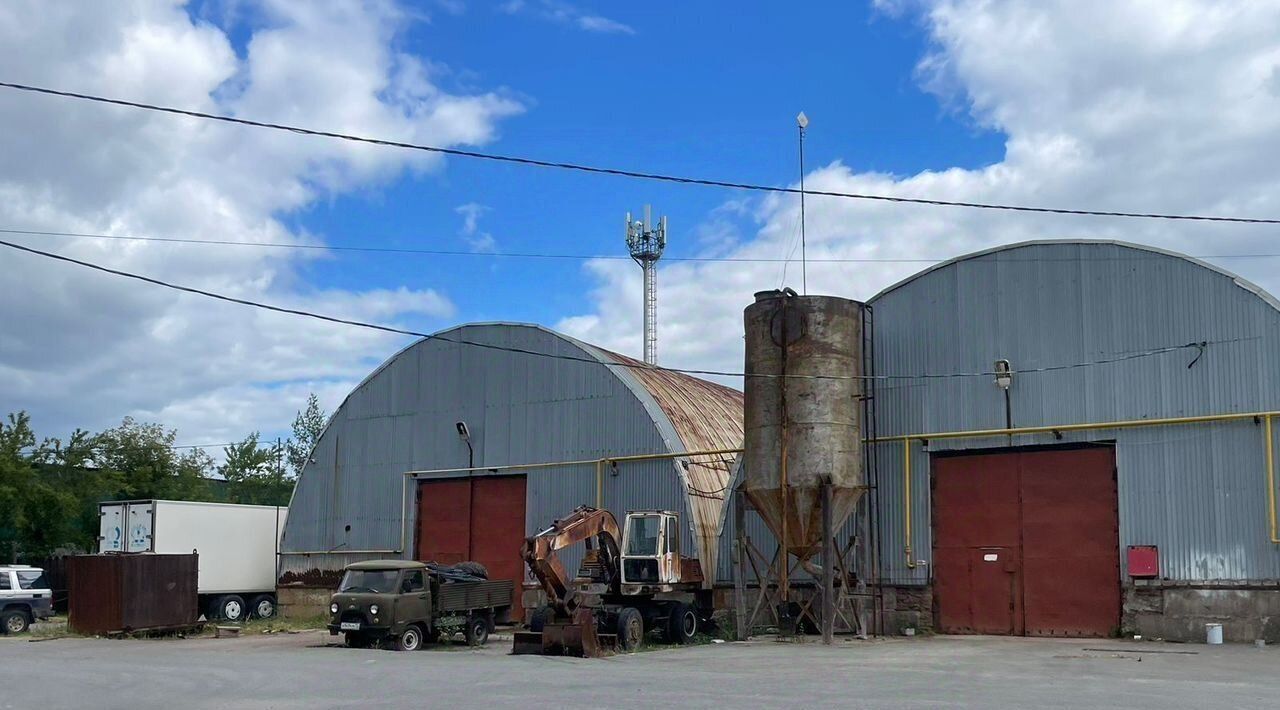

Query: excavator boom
left=515, top=505, right=622, bottom=656
left=519, top=505, right=621, bottom=611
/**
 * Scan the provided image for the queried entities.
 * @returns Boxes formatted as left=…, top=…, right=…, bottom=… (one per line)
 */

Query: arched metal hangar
left=277, top=323, right=742, bottom=619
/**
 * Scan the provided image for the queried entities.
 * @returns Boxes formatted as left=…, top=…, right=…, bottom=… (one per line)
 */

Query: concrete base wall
left=879, top=585, right=933, bottom=635
left=277, top=585, right=333, bottom=620
left=711, top=584, right=930, bottom=637
left=1124, top=581, right=1280, bottom=643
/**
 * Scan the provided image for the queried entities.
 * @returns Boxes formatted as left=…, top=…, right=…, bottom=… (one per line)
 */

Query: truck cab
left=0, top=565, right=53, bottom=634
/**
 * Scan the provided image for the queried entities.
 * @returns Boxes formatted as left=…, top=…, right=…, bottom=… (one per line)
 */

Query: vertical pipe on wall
left=903, top=437, right=916, bottom=569
left=1267, top=415, right=1279, bottom=543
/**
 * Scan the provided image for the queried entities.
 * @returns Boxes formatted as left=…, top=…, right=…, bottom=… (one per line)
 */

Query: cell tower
left=625, top=206, right=667, bottom=365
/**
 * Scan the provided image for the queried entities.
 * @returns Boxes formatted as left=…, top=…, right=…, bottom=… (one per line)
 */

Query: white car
left=0, top=565, right=53, bottom=634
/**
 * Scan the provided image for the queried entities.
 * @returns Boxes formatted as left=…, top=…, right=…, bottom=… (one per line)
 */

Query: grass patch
left=28, top=616, right=77, bottom=641
left=204, top=615, right=328, bottom=636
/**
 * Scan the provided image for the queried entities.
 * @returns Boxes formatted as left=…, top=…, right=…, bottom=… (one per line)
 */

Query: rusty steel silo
left=742, top=289, right=863, bottom=564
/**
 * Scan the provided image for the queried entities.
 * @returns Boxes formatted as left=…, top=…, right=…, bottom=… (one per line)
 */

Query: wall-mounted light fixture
left=455, top=421, right=474, bottom=470
left=994, top=359, right=1013, bottom=390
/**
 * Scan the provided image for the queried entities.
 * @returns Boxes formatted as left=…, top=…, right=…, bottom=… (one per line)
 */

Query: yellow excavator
left=513, top=505, right=713, bottom=656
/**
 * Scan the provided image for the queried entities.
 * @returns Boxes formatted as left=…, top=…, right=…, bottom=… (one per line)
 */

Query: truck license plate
left=340, top=622, right=361, bottom=631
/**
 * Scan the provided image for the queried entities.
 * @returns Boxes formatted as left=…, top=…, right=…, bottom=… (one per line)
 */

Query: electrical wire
left=0, top=237, right=1256, bottom=382
left=9, top=227, right=1280, bottom=264
left=3, top=80, right=1279, bottom=225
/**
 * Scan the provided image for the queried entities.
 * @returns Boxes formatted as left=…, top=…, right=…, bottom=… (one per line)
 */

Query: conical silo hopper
left=742, top=290, right=863, bottom=562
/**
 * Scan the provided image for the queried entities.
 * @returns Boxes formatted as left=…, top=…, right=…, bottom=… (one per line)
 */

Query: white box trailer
left=98, top=500, right=287, bottom=621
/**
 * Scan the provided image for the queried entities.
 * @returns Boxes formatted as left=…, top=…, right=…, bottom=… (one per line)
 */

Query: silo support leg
left=822, top=482, right=835, bottom=645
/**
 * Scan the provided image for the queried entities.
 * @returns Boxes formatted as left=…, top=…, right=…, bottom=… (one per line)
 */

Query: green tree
left=219, top=433, right=292, bottom=506
left=32, top=428, right=109, bottom=554
left=0, top=413, right=81, bottom=561
left=93, top=417, right=213, bottom=502
left=286, top=393, right=327, bottom=477
left=0, top=413, right=38, bottom=561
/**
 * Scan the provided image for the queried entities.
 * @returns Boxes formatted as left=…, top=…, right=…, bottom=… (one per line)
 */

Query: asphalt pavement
left=1, top=630, right=1275, bottom=709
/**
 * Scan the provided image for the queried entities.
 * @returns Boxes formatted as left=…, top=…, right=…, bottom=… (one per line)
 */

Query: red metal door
left=416, top=479, right=472, bottom=565
left=931, top=447, right=1119, bottom=638
left=469, top=476, right=527, bottom=620
left=1020, top=448, right=1120, bottom=637
left=933, top=454, right=1022, bottom=634
left=416, top=476, right=527, bottom=620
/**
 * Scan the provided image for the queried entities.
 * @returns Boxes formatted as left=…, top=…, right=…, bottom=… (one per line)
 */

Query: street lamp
left=455, top=421, right=474, bottom=470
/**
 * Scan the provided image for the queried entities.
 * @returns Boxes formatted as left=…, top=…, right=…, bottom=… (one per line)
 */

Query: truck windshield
left=625, top=515, right=661, bottom=556
left=338, top=570, right=399, bottom=593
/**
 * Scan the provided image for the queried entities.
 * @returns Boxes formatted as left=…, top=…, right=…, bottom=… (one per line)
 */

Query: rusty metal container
left=743, top=290, right=863, bottom=561
left=67, top=553, right=199, bottom=635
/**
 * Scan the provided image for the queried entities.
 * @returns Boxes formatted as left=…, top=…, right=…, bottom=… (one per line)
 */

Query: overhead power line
left=8, top=227, right=1280, bottom=264
left=2, top=80, right=1279, bottom=225
left=0, top=237, right=1252, bottom=382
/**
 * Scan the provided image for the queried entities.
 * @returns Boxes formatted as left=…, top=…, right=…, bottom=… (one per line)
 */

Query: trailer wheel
left=464, top=614, right=490, bottom=646
left=250, top=594, right=276, bottom=619
left=215, top=595, right=246, bottom=622
left=617, top=607, right=643, bottom=652
left=665, top=603, right=699, bottom=644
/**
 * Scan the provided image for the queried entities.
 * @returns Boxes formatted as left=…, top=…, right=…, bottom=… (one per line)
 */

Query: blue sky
left=284, top=2, right=1003, bottom=330
left=6, top=1, right=1280, bottom=445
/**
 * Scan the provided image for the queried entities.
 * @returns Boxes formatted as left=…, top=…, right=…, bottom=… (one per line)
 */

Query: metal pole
left=822, top=481, right=834, bottom=644
left=734, top=489, right=748, bottom=641
left=799, top=122, right=807, bottom=295
left=274, top=437, right=282, bottom=589
left=778, top=298, right=790, bottom=616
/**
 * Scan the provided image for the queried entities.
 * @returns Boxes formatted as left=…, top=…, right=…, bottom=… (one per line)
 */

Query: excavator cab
left=620, top=511, right=682, bottom=587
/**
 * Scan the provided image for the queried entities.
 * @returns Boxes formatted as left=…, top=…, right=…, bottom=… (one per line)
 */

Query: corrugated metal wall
left=868, top=241, right=1280, bottom=585
left=280, top=324, right=696, bottom=580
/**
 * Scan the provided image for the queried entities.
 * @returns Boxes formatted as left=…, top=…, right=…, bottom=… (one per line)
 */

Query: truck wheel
left=397, top=625, right=424, bottom=651
left=250, top=594, right=276, bottom=619
left=666, top=603, right=699, bottom=644
left=464, top=615, right=490, bottom=646
left=528, top=605, right=553, bottom=632
left=2, top=610, right=29, bottom=635
left=215, top=595, right=246, bottom=622
left=617, top=607, right=643, bottom=652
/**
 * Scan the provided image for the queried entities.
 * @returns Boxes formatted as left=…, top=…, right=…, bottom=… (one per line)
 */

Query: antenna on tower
left=625, top=205, right=667, bottom=365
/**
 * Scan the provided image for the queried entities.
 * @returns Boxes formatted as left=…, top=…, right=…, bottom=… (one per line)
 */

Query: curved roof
left=869, top=239, right=1280, bottom=313
left=319, top=321, right=743, bottom=460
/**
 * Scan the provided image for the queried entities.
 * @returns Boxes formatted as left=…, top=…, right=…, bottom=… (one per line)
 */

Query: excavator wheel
left=528, top=605, right=553, bottom=632
left=665, top=602, right=699, bottom=644
left=616, top=607, right=644, bottom=652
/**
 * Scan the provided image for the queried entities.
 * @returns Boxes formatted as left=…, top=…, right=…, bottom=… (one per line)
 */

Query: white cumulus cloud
left=0, top=0, right=521, bottom=443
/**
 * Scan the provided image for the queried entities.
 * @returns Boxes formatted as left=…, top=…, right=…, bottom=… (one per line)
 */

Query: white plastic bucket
left=1206, top=623, right=1223, bottom=645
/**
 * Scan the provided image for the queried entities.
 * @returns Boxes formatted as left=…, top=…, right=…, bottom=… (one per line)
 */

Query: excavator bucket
left=511, top=611, right=617, bottom=658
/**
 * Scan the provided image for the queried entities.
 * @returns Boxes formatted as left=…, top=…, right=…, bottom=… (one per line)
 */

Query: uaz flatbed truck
left=328, top=560, right=512, bottom=651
